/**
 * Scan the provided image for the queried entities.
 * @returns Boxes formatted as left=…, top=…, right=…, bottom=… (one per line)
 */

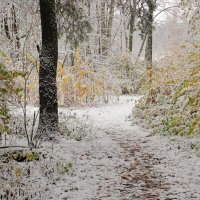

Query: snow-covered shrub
left=111, top=52, right=145, bottom=94
left=57, top=54, right=110, bottom=106
left=57, top=49, right=132, bottom=106
left=59, top=111, right=92, bottom=141
left=0, top=55, right=22, bottom=137
left=133, top=44, right=200, bottom=135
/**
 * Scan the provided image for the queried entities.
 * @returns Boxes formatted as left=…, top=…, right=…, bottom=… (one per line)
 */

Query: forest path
left=55, top=96, right=200, bottom=199
left=78, top=96, right=171, bottom=199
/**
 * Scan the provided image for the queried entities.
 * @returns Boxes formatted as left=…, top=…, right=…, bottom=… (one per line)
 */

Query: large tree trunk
left=129, top=1, right=136, bottom=53
left=37, top=0, right=59, bottom=139
left=145, top=0, right=155, bottom=68
left=128, top=12, right=134, bottom=52
left=145, top=27, right=153, bottom=68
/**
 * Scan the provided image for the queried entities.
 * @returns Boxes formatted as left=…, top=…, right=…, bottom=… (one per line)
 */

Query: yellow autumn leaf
left=24, top=52, right=36, bottom=66
left=0, top=49, right=11, bottom=65
left=58, top=62, right=64, bottom=69
left=75, top=48, right=81, bottom=63
left=63, top=75, right=72, bottom=84
left=79, top=89, right=89, bottom=98
left=15, top=167, right=23, bottom=177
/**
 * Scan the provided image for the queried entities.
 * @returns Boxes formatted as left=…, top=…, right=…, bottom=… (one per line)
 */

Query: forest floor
left=1, top=96, right=200, bottom=199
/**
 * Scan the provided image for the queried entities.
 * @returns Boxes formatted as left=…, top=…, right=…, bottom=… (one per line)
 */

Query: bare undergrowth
left=0, top=110, right=91, bottom=200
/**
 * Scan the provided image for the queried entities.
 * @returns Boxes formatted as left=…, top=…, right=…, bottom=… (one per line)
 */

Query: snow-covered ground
left=1, top=95, right=200, bottom=199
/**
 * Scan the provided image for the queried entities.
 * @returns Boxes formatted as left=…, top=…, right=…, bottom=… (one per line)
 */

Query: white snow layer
left=2, top=95, right=200, bottom=200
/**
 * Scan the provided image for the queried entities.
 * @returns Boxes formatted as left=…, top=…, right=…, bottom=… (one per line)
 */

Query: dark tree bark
left=3, top=4, right=20, bottom=49
left=11, top=5, right=20, bottom=49
left=37, top=0, right=59, bottom=139
left=129, top=14, right=134, bottom=52
left=145, top=0, right=156, bottom=68
left=145, top=27, right=153, bottom=68
left=4, top=14, right=11, bottom=40
left=129, top=0, right=136, bottom=52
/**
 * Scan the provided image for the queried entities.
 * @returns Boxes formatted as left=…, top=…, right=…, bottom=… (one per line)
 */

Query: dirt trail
left=66, top=96, right=200, bottom=200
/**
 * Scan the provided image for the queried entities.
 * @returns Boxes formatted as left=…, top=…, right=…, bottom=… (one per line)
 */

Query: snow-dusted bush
left=0, top=56, right=22, bottom=137
left=110, top=52, right=145, bottom=94
left=133, top=44, right=200, bottom=135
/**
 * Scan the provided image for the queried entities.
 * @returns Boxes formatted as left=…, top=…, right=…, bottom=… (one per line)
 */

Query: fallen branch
left=0, top=145, right=30, bottom=149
